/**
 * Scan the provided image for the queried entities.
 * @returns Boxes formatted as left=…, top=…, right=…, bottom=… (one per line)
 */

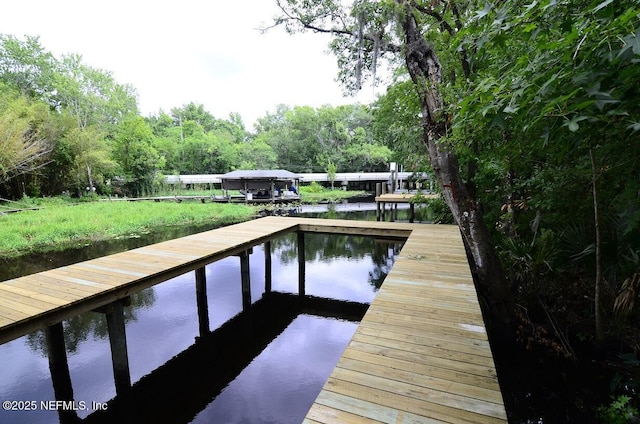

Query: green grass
left=0, top=185, right=368, bottom=257
left=148, top=188, right=226, bottom=197
left=0, top=201, right=256, bottom=258
left=298, top=183, right=368, bottom=204
left=0, top=196, right=75, bottom=212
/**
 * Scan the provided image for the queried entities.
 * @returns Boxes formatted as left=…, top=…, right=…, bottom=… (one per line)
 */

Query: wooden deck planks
left=0, top=216, right=506, bottom=423
left=0, top=216, right=299, bottom=344
left=305, top=222, right=507, bottom=423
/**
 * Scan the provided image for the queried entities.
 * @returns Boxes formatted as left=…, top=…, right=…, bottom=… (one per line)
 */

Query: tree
left=236, top=138, right=278, bottom=170
left=344, top=141, right=392, bottom=172
left=147, top=110, right=182, bottom=173
left=255, top=103, right=386, bottom=173
left=63, top=126, right=116, bottom=195
left=455, top=0, right=640, bottom=341
left=147, top=106, right=256, bottom=175
left=0, top=91, right=53, bottom=185
left=111, top=116, right=160, bottom=196
left=372, top=79, right=429, bottom=171
left=273, top=0, right=515, bottom=326
left=0, top=35, right=140, bottom=198
left=171, top=102, right=219, bottom=133
left=327, top=160, right=337, bottom=189
left=0, top=34, right=56, bottom=100
left=52, top=54, right=138, bottom=132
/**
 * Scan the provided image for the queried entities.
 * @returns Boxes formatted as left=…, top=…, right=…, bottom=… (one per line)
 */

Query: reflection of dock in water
left=83, top=292, right=368, bottom=424
left=0, top=217, right=507, bottom=424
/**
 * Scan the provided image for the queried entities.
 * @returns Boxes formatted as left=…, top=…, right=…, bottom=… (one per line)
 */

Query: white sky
left=0, top=1, right=377, bottom=128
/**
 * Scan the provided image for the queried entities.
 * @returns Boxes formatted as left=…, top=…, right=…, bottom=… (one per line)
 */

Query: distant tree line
left=0, top=34, right=393, bottom=199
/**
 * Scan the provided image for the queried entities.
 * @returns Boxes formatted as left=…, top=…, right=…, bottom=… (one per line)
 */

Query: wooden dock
left=0, top=217, right=506, bottom=423
left=0, top=217, right=298, bottom=343
left=374, top=193, right=439, bottom=203
left=374, top=192, right=440, bottom=223
left=302, top=219, right=507, bottom=423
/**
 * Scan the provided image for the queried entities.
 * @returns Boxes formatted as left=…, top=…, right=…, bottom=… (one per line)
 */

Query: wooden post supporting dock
left=44, top=323, right=80, bottom=423
left=297, top=231, right=306, bottom=297
left=375, top=193, right=438, bottom=224
left=105, top=299, right=132, bottom=398
left=264, top=241, right=272, bottom=294
left=195, top=267, right=209, bottom=336
left=375, top=183, right=381, bottom=221
left=409, top=202, right=415, bottom=223
left=381, top=184, right=387, bottom=221
left=45, top=323, right=75, bottom=401
left=240, top=251, right=251, bottom=310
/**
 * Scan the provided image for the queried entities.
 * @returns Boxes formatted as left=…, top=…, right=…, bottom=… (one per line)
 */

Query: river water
left=0, top=205, right=406, bottom=424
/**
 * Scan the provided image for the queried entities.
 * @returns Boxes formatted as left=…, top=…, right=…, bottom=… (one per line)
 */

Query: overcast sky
left=0, top=1, right=376, bottom=128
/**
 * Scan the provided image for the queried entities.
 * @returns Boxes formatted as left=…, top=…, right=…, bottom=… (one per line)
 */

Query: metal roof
left=220, top=170, right=301, bottom=180
left=165, top=171, right=430, bottom=184
left=297, top=172, right=426, bottom=182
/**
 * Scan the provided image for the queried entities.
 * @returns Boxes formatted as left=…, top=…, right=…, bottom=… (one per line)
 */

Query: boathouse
left=220, top=169, right=301, bottom=202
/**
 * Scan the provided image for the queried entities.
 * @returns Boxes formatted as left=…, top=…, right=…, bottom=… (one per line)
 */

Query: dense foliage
left=453, top=0, right=640, bottom=345
left=273, top=0, right=640, bottom=420
left=0, top=35, right=392, bottom=198
left=254, top=104, right=392, bottom=172
left=286, top=0, right=640, bottom=344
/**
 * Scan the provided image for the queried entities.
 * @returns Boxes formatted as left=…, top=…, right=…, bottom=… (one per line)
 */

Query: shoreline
left=0, top=190, right=369, bottom=262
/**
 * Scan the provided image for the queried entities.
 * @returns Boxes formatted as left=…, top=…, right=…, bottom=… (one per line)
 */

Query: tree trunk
left=86, top=163, right=94, bottom=193
left=398, top=2, right=514, bottom=327
left=590, top=148, right=603, bottom=342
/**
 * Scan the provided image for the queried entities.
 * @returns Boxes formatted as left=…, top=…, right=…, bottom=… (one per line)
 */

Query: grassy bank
left=0, top=201, right=256, bottom=258
left=0, top=185, right=368, bottom=257
left=298, top=184, right=368, bottom=203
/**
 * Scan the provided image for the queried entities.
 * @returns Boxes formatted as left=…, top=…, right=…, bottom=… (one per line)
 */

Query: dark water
left=300, top=201, right=433, bottom=222
left=0, top=213, right=402, bottom=424
left=0, top=223, right=227, bottom=282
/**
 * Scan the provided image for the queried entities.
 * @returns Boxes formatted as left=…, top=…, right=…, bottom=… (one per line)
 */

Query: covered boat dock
left=220, top=169, right=301, bottom=203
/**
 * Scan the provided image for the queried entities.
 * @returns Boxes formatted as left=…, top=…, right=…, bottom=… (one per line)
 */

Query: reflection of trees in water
left=272, top=233, right=373, bottom=264
left=369, top=241, right=403, bottom=290
left=304, top=209, right=377, bottom=222
left=303, top=203, right=433, bottom=223
left=26, top=288, right=156, bottom=356
left=271, top=233, right=298, bottom=264
left=270, top=232, right=403, bottom=289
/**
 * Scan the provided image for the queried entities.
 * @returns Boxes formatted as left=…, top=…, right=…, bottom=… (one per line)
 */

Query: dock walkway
left=302, top=218, right=507, bottom=423
left=374, top=192, right=440, bottom=223
left=0, top=217, right=506, bottom=423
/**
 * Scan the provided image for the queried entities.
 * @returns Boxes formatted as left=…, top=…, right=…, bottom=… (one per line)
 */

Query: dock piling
left=297, top=232, right=306, bottom=297
left=240, top=251, right=251, bottom=310
left=44, top=322, right=79, bottom=424
left=375, top=183, right=381, bottom=221
left=195, top=267, right=209, bottom=336
left=105, top=299, right=132, bottom=398
left=381, top=183, right=387, bottom=221
left=264, top=241, right=272, bottom=294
